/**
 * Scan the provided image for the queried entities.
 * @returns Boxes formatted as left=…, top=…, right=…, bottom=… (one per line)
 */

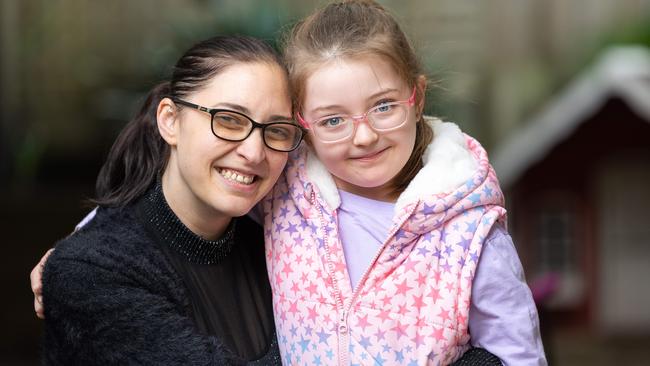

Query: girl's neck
left=334, top=176, right=399, bottom=203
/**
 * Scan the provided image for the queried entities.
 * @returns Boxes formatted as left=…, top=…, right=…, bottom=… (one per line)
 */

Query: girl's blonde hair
left=282, top=0, right=433, bottom=195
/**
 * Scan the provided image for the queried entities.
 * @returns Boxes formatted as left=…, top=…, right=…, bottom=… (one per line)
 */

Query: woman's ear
left=415, top=75, right=427, bottom=120
left=157, top=98, right=178, bottom=146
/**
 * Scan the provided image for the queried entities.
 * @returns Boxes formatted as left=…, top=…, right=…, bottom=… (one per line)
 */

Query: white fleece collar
left=305, top=117, right=478, bottom=212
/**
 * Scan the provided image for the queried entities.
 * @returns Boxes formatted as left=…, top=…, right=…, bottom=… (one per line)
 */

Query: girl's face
left=301, top=56, right=418, bottom=202
left=159, top=62, right=292, bottom=239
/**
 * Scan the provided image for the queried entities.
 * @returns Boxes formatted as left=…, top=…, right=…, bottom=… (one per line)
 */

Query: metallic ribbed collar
left=139, top=180, right=236, bottom=265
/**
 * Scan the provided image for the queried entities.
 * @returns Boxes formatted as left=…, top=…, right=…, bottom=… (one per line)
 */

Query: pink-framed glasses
left=297, top=86, right=417, bottom=143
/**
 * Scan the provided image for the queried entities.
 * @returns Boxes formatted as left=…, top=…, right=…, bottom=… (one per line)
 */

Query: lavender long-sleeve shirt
left=338, top=190, right=547, bottom=366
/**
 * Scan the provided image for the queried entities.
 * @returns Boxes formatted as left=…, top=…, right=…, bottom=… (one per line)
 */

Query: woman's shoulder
left=47, top=204, right=166, bottom=281
left=43, top=204, right=183, bottom=309
left=54, top=205, right=142, bottom=256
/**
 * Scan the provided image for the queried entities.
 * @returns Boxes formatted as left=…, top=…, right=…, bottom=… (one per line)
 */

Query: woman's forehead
left=194, top=62, right=292, bottom=117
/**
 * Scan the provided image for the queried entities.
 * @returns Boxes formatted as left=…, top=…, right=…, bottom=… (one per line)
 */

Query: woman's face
left=159, top=62, right=292, bottom=238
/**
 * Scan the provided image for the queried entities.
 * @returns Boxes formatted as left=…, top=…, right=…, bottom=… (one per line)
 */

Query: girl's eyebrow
left=213, top=102, right=293, bottom=122
left=309, top=88, right=402, bottom=115
left=310, top=104, right=346, bottom=115
left=367, top=88, right=400, bottom=100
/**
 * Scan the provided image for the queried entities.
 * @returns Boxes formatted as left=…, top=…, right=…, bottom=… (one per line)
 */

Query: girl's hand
left=30, top=248, right=54, bottom=319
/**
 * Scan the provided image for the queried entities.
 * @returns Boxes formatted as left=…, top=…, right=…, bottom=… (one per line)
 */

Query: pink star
left=428, top=287, right=441, bottom=303
left=412, top=294, right=425, bottom=310
left=432, top=326, right=446, bottom=342
left=305, top=281, right=318, bottom=296
left=416, top=273, right=427, bottom=286
left=290, top=280, right=301, bottom=295
left=284, top=244, right=294, bottom=257
left=403, top=257, right=420, bottom=272
left=377, top=309, right=392, bottom=324
left=395, top=279, right=412, bottom=297
left=305, top=256, right=315, bottom=267
left=307, top=305, right=319, bottom=322
left=445, top=281, right=455, bottom=292
left=288, top=300, right=299, bottom=315
left=437, top=308, right=451, bottom=323
left=282, top=260, right=293, bottom=278
left=356, top=314, right=371, bottom=331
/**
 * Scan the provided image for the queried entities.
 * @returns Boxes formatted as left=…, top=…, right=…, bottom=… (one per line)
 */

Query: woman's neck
left=161, top=172, right=232, bottom=241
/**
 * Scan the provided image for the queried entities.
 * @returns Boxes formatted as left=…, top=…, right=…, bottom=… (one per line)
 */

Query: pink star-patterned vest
left=262, top=120, right=506, bottom=365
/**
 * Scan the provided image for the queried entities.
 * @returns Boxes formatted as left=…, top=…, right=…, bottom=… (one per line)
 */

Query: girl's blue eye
left=375, top=103, right=393, bottom=113
left=318, top=116, right=345, bottom=128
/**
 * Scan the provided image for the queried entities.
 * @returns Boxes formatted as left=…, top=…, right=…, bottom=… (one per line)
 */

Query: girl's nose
left=236, top=129, right=266, bottom=164
left=351, top=119, right=379, bottom=146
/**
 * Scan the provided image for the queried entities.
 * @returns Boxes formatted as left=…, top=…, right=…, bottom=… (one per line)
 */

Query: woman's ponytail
left=92, top=82, right=171, bottom=206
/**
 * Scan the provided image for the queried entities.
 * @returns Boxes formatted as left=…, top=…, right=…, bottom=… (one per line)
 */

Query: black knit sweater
left=42, top=185, right=279, bottom=365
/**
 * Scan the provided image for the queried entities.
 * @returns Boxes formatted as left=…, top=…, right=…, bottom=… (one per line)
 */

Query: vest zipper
left=346, top=203, right=417, bottom=315
left=313, top=190, right=418, bottom=364
left=311, top=191, right=348, bottom=365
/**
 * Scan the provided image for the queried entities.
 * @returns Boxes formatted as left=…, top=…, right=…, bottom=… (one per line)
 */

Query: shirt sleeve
left=42, top=240, right=238, bottom=365
left=469, top=225, right=548, bottom=366
left=74, top=207, right=97, bottom=231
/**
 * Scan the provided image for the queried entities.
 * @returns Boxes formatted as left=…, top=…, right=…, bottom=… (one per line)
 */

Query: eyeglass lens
left=212, top=111, right=302, bottom=152
left=314, top=103, right=408, bottom=142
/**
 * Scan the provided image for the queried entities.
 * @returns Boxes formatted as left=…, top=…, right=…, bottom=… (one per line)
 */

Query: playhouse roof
left=492, top=46, right=650, bottom=189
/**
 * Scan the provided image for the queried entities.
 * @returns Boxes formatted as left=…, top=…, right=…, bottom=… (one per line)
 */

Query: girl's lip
left=351, top=147, right=388, bottom=161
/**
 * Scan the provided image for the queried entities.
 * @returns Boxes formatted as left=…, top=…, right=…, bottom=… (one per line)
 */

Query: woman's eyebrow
left=216, top=102, right=292, bottom=122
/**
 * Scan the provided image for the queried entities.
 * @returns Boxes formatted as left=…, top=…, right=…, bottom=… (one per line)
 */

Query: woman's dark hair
left=92, top=35, right=285, bottom=206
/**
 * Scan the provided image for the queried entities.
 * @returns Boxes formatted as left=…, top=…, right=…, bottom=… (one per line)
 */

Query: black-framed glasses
left=170, top=98, right=305, bottom=152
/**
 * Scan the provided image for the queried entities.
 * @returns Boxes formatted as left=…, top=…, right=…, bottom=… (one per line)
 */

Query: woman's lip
left=218, top=167, right=259, bottom=178
left=216, top=167, right=261, bottom=190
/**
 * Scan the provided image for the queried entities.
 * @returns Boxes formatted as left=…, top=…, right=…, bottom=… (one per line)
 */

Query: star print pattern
left=262, top=135, right=506, bottom=365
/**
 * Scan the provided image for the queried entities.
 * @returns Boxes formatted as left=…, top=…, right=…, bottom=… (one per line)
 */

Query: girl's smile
left=349, top=146, right=389, bottom=162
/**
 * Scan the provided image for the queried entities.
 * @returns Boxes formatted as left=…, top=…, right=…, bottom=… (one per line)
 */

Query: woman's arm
left=42, top=239, right=240, bottom=365
left=30, top=208, right=97, bottom=319
left=30, top=248, right=53, bottom=319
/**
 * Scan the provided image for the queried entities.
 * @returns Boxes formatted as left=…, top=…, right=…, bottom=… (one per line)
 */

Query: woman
left=38, top=34, right=302, bottom=365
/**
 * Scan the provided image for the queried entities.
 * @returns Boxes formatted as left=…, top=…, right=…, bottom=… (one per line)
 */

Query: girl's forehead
left=302, top=57, right=408, bottom=110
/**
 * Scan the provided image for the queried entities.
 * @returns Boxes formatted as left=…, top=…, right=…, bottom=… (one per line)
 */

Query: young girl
left=262, top=1, right=546, bottom=365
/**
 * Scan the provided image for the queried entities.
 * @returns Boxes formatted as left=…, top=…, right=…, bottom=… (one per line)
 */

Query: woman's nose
left=236, top=129, right=266, bottom=164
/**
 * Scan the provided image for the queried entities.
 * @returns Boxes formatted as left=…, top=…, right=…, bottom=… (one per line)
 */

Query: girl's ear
left=157, top=98, right=178, bottom=146
left=415, top=75, right=427, bottom=120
